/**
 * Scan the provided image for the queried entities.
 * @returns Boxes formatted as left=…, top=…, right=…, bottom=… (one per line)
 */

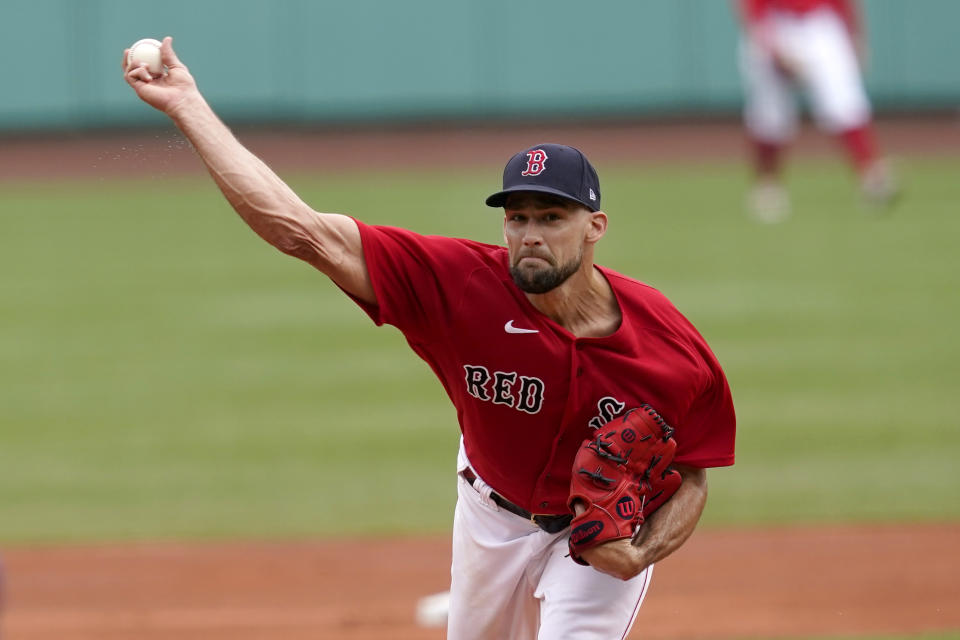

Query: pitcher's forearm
left=630, top=465, right=707, bottom=568
left=166, top=92, right=320, bottom=257
left=123, top=37, right=373, bottom=301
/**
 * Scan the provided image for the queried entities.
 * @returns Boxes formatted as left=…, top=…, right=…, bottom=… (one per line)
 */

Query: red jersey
left=740, top=0, right=858, bottom=34
left=350, top=222, right=736, bottom=515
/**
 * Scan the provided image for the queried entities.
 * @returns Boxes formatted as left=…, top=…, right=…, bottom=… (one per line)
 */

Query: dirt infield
left=1, top=115, right=958, bottom=181
left=3, top=523, right=959, bottom=639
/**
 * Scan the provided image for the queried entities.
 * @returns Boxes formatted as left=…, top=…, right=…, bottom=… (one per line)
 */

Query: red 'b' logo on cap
left=521, top=149, right=548, bottom=176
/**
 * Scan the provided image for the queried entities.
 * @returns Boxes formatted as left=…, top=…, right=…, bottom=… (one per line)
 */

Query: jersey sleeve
left=738, top=0, right=767, bottom=25
left=674, top=350, right=737, bottom=468
left=349, top=220, right=480, bottom=340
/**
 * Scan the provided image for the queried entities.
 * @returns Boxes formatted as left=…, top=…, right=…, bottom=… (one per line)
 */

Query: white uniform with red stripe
left=739, top=0, right=872, bottom=140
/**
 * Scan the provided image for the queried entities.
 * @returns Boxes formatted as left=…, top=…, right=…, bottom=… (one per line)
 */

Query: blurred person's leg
left=739, top=24, right=797, bottom=222
left=795, top=7, right=899, bottom=207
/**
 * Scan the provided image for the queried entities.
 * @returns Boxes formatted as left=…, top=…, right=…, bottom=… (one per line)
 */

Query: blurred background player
left=736, top=0, right=899, bottom=222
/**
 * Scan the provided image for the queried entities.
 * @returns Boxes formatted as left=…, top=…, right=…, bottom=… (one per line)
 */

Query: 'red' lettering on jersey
left=347, top=221, right=736, bottom=515
left=463, top=365, right=545, bottom=414
left=521, top=149, right=548, bottom=176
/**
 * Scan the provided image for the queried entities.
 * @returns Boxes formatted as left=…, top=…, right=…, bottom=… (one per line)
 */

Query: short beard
left=510, top=252, right=582, bottom=294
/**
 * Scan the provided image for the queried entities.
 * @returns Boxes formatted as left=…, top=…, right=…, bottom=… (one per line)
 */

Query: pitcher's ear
left=585, top=211, right=607, bottom=244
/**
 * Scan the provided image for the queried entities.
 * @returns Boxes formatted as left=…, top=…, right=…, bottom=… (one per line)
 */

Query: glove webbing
left=577, top=466, right=616, bottom=486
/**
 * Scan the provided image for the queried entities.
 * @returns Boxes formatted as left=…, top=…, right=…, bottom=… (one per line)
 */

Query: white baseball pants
left=740, top=6, right=872, bottom=141
left=447, top=446, right=652, bottom=640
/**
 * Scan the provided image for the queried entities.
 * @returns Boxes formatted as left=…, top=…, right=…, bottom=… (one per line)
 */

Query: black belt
left=461, top=468, right=573, bottom=534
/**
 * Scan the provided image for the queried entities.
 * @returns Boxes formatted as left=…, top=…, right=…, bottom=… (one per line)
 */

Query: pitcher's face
left=503, top=192, right=591, bottom=294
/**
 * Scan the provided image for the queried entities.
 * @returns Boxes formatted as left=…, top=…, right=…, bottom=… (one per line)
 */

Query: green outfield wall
left=0, top=0, right=957, bottom=132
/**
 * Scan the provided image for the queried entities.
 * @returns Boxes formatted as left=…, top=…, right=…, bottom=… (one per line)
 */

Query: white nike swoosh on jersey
left=504, top=320, right=539, bottom=334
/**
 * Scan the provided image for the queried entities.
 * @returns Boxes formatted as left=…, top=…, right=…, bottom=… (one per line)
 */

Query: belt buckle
left=530, top=513, right=573, bottom=534
left=530, top=513, right=553, bottom=527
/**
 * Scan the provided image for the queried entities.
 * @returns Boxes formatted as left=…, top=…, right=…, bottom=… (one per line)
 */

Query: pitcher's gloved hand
left=567, top=405, right=682, bottom=565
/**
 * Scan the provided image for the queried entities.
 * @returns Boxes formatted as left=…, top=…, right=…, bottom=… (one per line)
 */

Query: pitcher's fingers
left=159, top=36, right=183, bottom=69
left=121, top=48, right=131, bottom=72
left=126, top=63, right=155, bottom=84
left=123, top=65, right=141, bottom=88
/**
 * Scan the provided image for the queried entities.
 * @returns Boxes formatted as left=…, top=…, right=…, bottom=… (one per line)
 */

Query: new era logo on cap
left=485, top=143, right=601, bottom=212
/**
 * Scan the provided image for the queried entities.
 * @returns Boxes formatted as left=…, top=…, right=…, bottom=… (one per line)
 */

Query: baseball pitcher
left=123, top=38, right=736, bottom=639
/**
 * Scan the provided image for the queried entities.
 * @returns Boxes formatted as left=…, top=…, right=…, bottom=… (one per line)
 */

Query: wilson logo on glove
left=570, top=521, right=604, bottom=546
left=615, top=496, right=636, bottom=519
left=566, top=404, right=683, bottom=566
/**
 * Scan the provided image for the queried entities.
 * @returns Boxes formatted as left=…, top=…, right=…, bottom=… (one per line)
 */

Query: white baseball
left=127, top=38, right=164, bottom=76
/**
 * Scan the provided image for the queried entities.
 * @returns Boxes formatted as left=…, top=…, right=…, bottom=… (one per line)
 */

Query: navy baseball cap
left=485, top=143, right=601, bottom=212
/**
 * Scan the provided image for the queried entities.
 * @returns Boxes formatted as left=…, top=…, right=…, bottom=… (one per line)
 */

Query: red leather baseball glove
left=567, top=404, right=683, bottom=565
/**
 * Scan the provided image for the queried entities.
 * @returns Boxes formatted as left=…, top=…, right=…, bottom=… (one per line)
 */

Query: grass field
left=2, top=154, right=959, bottom=543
